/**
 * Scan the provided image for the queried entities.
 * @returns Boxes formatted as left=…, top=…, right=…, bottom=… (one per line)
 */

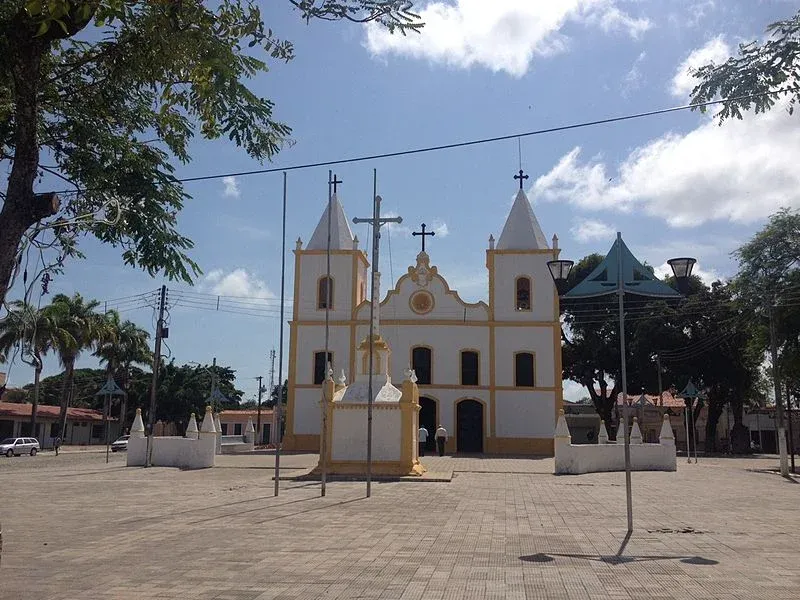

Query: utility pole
left=209, top=357, right=217, bottom=411
left=656, top=354, right=663, bottom=403
left=353, top=169, right=402, bottom=498
left=320, top=170, right=337, bottom=498
left=145, top=285, right=167, bottom=467
left=769, top=304, right=790, bottom=476
left=268, top=348, right=276, bottom=445
left=256, top=375, right=263, bottom=445
left=786, top=384, right=795, bottom=473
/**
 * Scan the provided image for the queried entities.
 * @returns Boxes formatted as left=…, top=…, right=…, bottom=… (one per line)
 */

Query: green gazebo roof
left=564, top=235, right=681, bottom=299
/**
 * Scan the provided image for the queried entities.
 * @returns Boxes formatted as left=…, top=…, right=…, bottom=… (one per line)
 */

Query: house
left=218, top=408, right=274, bottom=445
left=0, top=402, right=118, bottom=447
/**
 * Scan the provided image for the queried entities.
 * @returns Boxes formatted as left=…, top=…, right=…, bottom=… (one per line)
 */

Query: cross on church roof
left=412, top=223, right=435, bottom=252
left=514, top=168, right=529, bottom=190
left=331, top=173, right=342, bottom=194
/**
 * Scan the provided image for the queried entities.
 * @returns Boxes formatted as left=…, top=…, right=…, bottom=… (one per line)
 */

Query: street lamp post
left=548, top=232, right=695, bottom=534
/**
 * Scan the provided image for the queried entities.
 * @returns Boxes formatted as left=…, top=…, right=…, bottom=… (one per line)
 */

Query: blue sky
left=5, top=0, right=800, bottom=403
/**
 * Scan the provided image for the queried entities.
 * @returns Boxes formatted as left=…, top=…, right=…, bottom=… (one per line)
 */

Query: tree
left=94, top=310, right=150, bottom=431
left=48, top=293, right=109, bottom=435
left=0, top=1, right=421, bottom=307
left=0, top=300, right=74, bottom=435
left=268, top=379, right=288, bottom=408
left=151, top=361, right=243, bottom=425
left=689, top=9, right=800, bottom=122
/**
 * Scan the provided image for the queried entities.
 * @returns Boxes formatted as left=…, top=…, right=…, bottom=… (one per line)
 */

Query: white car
left=111, top=435, right=129, bottom=452
left=0, top=437, right=40, bottom=457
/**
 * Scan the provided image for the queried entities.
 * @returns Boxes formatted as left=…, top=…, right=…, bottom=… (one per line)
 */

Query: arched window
left=317, top=276, right=334, bottom=310
left=412, top=346, right=432, bottom=385
left=516, top=277, right=531, bottom=311
left=515, top=352, right=535, bottom=387
left=461, top=351, right=479, bottom=386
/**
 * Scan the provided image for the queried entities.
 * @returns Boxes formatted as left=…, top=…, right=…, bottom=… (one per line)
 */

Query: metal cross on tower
left=514, top=168, right=529, bottom=190
left=331, top=174, right=343, bottom=194
left=412, top=223, right=435, bottom=253
left=352, top=171, right=402, bottom=498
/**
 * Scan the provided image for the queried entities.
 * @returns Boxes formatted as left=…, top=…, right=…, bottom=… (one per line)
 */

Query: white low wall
left=554, top=412, right=676, bottom=475
left=127, top=435, right=216, bottom=469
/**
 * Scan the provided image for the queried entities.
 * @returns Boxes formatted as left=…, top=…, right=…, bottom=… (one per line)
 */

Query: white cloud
left=531, top=106, right=800, bottom=227
left=199, top=268, right=275, bottom=298
left=432, top=220, right=449, bottom=237
left=364, top=0, right=651, bottom=77
left=671, top=35, right=731, bottom=98
left=570, top=219, right=615, bottom=242
left=222, top=176, right=241, bottom=199
left=622, top=51, right=646, bottom=97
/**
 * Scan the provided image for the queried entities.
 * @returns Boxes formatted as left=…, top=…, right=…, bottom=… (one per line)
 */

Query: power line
left=51, top=89, right=787, bottom=195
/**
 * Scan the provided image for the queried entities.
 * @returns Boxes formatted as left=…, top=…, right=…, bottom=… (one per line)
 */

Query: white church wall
left=493, top=326, right=557, bottom=388
left=354, top=324, right=491, bottom=385
left=294, top=325, right=352, bottom=385
left=495, top=391, right=555, bottom=438
left=292, top=388, right=322, bottom=435
left=331, top=407, right=401, bottom=461
left=492, top=253, right=557, bottom=322
left=297, top=254, right=359, bottom=321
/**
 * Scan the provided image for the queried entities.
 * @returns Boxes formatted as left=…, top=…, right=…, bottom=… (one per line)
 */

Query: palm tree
left=50, top=293, right=109, bottom=438
left=0, top=301, right=75, bottom=437
left=94, top=311, right=151, bottom=431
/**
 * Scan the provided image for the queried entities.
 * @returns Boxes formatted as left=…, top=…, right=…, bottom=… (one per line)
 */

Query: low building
left=218, top=408, right=274, bottom=445
left=0, top=402, right=118, bottom=447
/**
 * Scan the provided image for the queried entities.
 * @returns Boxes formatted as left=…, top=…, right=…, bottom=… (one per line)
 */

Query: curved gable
left=356, top=252, right=488, bottom=322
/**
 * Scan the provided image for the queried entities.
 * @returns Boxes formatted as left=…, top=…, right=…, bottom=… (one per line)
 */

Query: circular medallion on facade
left=410, top=290, right=434, bottom=315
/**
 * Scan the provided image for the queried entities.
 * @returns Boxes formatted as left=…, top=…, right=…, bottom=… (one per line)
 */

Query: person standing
left=435, top=425, right=448, bottom=457
left=54, top=436, right=61, bottom=456
left=418, top=426, right=428, bottom=457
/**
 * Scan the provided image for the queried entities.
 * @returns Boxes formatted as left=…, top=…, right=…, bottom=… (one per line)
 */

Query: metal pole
left=256, top=375, right=263, bottom=445
left=269, top=349, right=277, bottom=445
left=684, top=399, right=692, bottom=463
left=787, top=387, right=795, bottom=473
left=104, top=394, right=110, bottom=464
left=616, top=232, right=633, bottom=534
left=769, top=304, right=790, bottom=476
left=692, top=402, right=699, bottom=463
left=321, top=170, right=333, bottom=497
left=274, top=172, right=287, bottom=496
left=366, top=172, right=380, bottom=498
left=145, top=285, right=166, bottom=468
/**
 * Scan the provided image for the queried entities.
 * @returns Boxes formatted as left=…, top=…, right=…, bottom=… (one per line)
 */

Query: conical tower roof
left=307, top=194, right=355, bottom=250
left=496, top=189, right=549, bottom=250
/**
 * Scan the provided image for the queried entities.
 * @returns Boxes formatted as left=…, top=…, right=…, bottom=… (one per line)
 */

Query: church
left=282, top=181, right=563, bottom=456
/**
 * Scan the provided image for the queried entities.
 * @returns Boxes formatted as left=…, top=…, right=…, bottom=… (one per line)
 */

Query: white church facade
left=282, top=185, right=563, bottom=456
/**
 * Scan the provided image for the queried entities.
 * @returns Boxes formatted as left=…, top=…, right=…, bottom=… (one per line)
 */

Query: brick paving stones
left=1, top=452, right=799, bottom=599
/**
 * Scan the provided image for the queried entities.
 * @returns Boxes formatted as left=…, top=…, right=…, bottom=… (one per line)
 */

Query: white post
left=598, top=421, right=609, bottom=445
left=185, top=413, right=199, bottom=439
left=130, top=408, right=145, bottom=439
left=630, top=417, right=643, bottom=444
left=659, top=414, right=675, bottom=447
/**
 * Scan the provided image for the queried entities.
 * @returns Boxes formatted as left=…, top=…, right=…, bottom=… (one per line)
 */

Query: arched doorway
left=456, top=399, right=483, bottom=453
left=419, top=396, right=437, bottom=452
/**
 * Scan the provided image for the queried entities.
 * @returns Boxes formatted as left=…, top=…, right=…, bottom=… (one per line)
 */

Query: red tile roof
left=219, top=408, right=274, bottom=419
left=0, top=402, right=111, bottom=422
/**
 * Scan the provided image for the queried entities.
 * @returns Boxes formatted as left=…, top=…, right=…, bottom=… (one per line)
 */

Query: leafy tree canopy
left=690, top=9, right=800, bottom=121
left=0, top=1, right=421, bottom=306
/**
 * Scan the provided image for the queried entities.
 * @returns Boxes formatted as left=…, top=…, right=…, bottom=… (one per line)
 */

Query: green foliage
left=268, top=379, right=288, bottom=408
left=22, top=367, right=132, bottom=409
left=690, top=9, right=800, bottom=121
left=150, top=361, right=243, bottom=423
left=0, top=1, right=422, bottom=305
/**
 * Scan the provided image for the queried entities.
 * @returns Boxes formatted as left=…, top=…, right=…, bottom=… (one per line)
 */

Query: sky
left=4, top=0, right=800, bottom=403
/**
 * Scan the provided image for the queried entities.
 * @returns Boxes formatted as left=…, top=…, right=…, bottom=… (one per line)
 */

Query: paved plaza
left=1, top=451, right=799, bottom=599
